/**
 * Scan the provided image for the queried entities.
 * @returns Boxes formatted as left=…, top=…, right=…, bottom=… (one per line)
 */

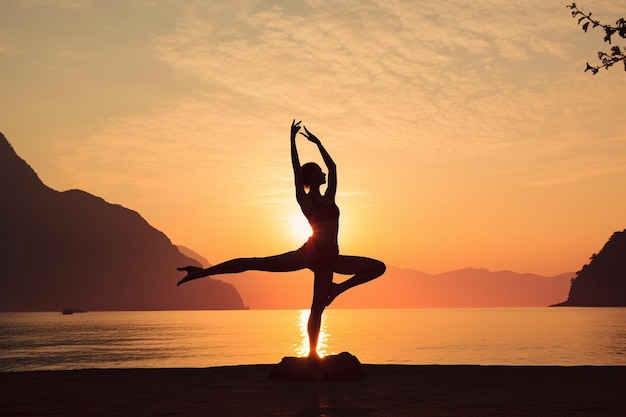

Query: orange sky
left=1, top=0, right=625, bottom=276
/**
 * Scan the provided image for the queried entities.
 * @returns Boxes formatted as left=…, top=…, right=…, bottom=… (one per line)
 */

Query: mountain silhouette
left=554, top=229, right=626, bottom=307
left=211, top=266, right=573, bottom=309
left=0, top=132, right=246, bottom=311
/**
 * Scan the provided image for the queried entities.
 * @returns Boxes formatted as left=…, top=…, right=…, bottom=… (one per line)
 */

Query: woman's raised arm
left=300, top=126, right=337, bottom=199
left=290, top=120, right=307, bottom=204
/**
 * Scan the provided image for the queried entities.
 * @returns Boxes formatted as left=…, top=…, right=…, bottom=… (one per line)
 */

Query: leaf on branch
left=604, top=28, right=616, bottom=43
left=585, top=62, right=599, bottom=74
left=611, top=46, right=622, bottom=56
left=585, top=62, right=600, bottom=75
left=582, top=22, right=590, bottom=32
left=578, top=16, right=587, bottom=25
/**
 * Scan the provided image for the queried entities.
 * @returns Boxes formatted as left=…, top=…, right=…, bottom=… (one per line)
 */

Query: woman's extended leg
left=307, top=270, right=333, bottom=358
left=177, top=250, right=307, bottom=286
left=329, top=255, right=386, bottom=304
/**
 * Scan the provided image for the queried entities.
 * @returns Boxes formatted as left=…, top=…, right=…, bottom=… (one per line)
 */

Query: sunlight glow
left=295, top=309, right=329, bottom=358
left=288, top=213, right=312, bottom=243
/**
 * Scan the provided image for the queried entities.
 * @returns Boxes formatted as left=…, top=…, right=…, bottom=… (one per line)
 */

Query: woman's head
left=301, top=162, right=326, bottom=187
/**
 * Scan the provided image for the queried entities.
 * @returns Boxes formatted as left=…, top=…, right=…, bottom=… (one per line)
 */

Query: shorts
left=298, top=237, right=339, bottom=271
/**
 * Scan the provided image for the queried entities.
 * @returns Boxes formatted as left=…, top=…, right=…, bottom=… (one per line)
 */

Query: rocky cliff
left=0, top=132, right=246, bottom=311
left=554, top=230, right=626, bottom=307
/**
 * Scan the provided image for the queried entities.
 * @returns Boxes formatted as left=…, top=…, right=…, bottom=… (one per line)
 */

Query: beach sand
left=2, top=365, right=624, bottom=416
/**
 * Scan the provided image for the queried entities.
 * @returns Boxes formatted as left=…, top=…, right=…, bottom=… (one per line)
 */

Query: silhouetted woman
left=177, top=120, right=386, bottom=358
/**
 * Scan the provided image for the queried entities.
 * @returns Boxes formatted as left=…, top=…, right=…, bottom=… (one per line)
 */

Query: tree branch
left=567, top=3, right=626, bottom=74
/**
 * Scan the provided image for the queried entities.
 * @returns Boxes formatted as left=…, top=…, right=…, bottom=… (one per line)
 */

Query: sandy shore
left=2, top=365, right=625, bottom=416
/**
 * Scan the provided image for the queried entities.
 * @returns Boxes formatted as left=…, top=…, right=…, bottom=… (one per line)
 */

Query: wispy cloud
left=151, top=0, right=612, bottom=156
left=51, top=0, right=626, bottom=202
left=0, top=34, right=19, bottom=55
left=16, top=0, right=92, bottom=9
left=524, top=134, right=626, bottom=186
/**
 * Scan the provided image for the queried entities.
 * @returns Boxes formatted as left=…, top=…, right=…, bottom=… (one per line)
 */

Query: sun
left=288, top=213, right=312, bottom=242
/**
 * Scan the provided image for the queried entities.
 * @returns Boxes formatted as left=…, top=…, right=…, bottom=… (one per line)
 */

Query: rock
left=268, top=352, right=363, bottom=381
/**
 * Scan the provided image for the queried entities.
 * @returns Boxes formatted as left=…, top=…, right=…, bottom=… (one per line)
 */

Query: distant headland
left=0, top=132, right=246, bottom=312
left=553, top=229, right=626, bottom=307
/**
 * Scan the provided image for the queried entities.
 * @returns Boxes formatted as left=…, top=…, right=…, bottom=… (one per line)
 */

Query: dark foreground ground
left=2, top=365, right=625, bottom=416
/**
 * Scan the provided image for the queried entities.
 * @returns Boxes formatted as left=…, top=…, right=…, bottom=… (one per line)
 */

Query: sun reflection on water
left=294, top=309, right=329, bottom=358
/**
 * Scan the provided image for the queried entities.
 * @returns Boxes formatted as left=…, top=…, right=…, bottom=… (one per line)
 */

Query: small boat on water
left=61, top=308, right=87, bottom=315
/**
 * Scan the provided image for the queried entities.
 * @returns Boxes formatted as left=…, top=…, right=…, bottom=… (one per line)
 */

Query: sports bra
left=305, top=198, right=340, bottom=226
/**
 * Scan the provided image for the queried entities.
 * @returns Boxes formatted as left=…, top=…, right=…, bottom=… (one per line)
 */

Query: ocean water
left=1, top=308, right=625, bottom=372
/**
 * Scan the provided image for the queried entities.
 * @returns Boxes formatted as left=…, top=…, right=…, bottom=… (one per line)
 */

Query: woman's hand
left=300, top=126, right=321, bottom=145
left=291, top=119, right=302, bottom=139
left=176, top=266, right=206, bottom=286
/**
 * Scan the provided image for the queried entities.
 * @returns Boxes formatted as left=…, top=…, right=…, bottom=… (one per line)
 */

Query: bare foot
left=308, top=349, right=324, bottom=360
left=176, top=266, right=206, bottom=286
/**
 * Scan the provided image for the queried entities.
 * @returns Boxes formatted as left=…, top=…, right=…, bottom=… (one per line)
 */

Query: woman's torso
left=305, top=197, right=339, bottom=246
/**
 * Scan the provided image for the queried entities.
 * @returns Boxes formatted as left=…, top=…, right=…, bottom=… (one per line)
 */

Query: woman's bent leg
left=329, top=255, right=386, bottom=304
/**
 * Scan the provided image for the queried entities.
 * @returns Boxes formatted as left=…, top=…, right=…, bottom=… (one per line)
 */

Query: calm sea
left=1, top=308, right=625, bottom=372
